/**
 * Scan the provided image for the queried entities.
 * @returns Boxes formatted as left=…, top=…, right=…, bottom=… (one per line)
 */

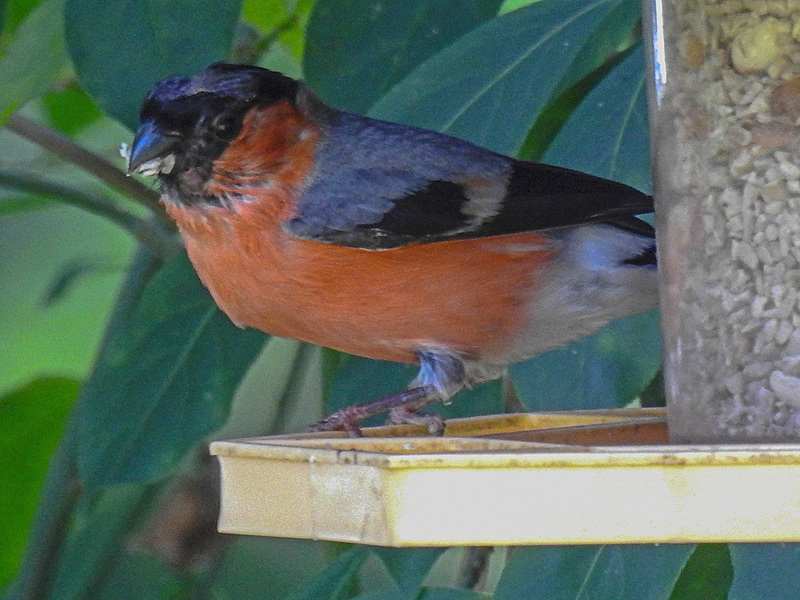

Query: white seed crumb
left=770, top=370, right=800, bottom=406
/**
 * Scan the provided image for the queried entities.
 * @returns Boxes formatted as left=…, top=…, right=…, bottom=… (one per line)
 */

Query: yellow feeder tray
left=210, top=408, right=800, bottom=546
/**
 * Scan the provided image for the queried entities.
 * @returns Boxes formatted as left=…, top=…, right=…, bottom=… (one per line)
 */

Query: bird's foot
left=307, top=385, right=436, bottom=437
left=386, top=406, right=445, bottom=436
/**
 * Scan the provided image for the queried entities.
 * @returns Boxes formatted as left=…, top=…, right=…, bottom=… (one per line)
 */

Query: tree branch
left=5, top=113, right=168, bottom=221
left=252, top=14, right=300, bottom=59
left=232, top=13, right=300, bottom=64
left=0, top=170, right=180, bottom=258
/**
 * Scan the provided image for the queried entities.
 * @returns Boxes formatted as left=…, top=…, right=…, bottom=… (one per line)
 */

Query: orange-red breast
left=127, top=63, right=658, bottom=434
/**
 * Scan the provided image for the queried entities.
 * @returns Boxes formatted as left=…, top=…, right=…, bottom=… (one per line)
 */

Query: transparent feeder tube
left=644, top=0, right=800, bottom=441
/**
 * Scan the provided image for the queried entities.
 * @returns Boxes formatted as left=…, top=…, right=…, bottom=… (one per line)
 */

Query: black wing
left=284, top=112, right=653, bottom=250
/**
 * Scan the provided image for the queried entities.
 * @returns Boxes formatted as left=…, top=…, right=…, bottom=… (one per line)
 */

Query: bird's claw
left=307, top=408, right=364, bottom=437
left=386, top=407, right=445, bottom=436
left=307, top=385, right=440, bottom=438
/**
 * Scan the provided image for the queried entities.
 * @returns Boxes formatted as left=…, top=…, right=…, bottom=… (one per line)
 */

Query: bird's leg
left=308, top=350, right=467, bottom=437
left=385, top=350, right=466, bottom=434
left=307, top=385, right=436, bottom=436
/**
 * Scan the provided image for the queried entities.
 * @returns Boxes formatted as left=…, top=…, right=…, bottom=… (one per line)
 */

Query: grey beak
left=127, top=121, right=178, bottom=174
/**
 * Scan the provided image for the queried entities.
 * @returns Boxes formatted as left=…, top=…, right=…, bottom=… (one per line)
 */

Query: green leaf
left=0, top=378, right=78, bottom=589
left=304, top=0, right=503, bottom=113
left=240, top=0, right=313, bottom=60
left=2, top=0, right=46, bottom=35
left=670, top=544, right=732, bottom=600
left=0, top=0, right=69, bottom=123
left=0, top=196, right=52, bottom=215
left=553, top=0, right=641, bottom=114
left=214, top=537, right=331, bottom=600
left=510, top=309, right=662, bottom=411
left=89, top=552, right=180, bottom=600
left=372, top=548, right=445, bottom=592
left=494, top=545, right=693, bottom=600
left=65, top=0, right=243, bottom=130
left=77, top=251, right=267, bottom=490
left=543, top=44, right=652, bottom=193
left=46, top=484, right=150, bottom=600
left=498, top=0, right=537, bottom=14
left=519, top=0, right=642, bottom=161
left=369, top=0, right=634, bottom=155
left=43, top=83, right=103, bottom=135
left=728, top=544, right=800, bottom=600
left=284, top=546, right=368, bottom=600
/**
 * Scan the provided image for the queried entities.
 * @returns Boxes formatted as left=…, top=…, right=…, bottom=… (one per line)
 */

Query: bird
left=126, top=62, right=658, bottom=435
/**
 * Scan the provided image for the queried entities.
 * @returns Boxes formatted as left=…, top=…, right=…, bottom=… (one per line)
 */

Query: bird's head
left=125, top=63, right=299, bottom=180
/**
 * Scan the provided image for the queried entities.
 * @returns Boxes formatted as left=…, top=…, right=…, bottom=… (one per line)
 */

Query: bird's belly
left=181, top=224, right=554, bottom=364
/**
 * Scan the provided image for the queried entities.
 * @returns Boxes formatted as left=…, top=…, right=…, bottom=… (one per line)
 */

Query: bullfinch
left=126, top=63, right=658, bottom=435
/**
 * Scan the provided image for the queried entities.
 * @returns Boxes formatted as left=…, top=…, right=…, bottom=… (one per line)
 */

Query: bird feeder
left=646, top=0, right=800, bottom=441
left=210, top=409, right=800, bottom=545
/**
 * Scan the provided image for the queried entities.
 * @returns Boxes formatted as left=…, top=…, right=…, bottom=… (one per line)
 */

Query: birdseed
left=651, top=0, right=800, bottom=440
